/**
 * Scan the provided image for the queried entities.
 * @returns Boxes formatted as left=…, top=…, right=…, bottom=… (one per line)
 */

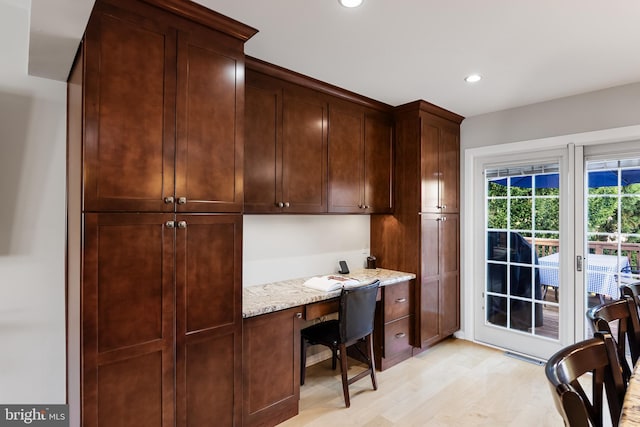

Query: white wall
left=0, top=1, right=67, bottom=404
left=243, top=215, right=370, bottom=286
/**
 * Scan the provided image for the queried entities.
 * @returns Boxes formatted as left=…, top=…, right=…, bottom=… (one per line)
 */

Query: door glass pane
left=485, top=164, right=560, bottom=340
left=585, top=159, right=640, bottom=338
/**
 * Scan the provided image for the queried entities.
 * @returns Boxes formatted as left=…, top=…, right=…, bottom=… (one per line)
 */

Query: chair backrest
left=339, top=280, right=380, bottom=345
left=545, top=332, right=627, bottom=427
left=620, top=281, right=640, bottom=308
left=586, top=296, right=640, bottom=382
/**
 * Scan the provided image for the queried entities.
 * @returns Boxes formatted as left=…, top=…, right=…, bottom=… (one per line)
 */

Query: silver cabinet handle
left=395, top=298, right=407, bottom=303
left=395, top=332, right=406, bottom=339
left=164, top=196, right=174, bottom=204
left=165, top=221, right=176, bottom=228
left=277, top=202, right=284, bottom=208
left=437, top=205, right=447, bottom=210
left=296, top=312, right=302, bottom=319
left=284, top=202, right=290, bottom=208
left=177, top=197, right=187, bottom=205
left=177, top=221, right=187, bottom=229
left=442, top=216, right=447, bottom=221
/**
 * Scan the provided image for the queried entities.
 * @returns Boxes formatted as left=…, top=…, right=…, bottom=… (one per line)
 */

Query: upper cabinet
left=327, top=101, right=393, bottom=214
left=420, top=114, right=460, bottom=213
left=83, top=1, right=250, bottom=213
left=244, top=58, right=393, bottom=214
left=244, top=70, right=328, bottom=213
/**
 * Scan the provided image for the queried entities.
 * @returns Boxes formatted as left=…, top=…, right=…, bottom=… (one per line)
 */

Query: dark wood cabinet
left=83, top=0, right=249, bottom=214
left=245, top=70, right=327, bottom=213
left=245, top=59, right=393, bottom=215
left=373, top=280, right=414, bottom=370
left=327, top=102, right=393, bottom=214
left=175, top=215, right=243, bottom=426
left=370, top=100, right=463, bottom=351
left=243, top=307, right=302, bottom=427
left=68, top=1, right=256, bottom=425
left=82, top=213, right=176, bottom=426
left=420, top=117, right=460, bottom=214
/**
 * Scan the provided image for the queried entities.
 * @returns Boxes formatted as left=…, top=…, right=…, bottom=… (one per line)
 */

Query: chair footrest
left=347, top=369, right=373, bottom=386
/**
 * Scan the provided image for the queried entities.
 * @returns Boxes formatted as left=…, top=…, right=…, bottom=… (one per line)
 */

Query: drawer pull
left=395, top=298, right=407, bottom=303
left=395, top=332, right=406, bottom=339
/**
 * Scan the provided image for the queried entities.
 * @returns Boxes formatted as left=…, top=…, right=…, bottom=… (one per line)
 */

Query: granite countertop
left=242, top=268, right=416, bottom=318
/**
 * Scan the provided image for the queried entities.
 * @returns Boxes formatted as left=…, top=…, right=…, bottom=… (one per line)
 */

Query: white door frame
left=461, top=124, right=640, bottom=358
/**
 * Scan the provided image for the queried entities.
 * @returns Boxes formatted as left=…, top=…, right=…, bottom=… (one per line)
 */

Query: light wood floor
left=280, top=338, right=565, bottom=427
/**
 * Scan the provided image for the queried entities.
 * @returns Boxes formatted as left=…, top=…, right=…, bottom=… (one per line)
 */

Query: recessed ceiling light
left=339, top=0, right=363, bottom=7
left=465, top=74, right=482, bottom=83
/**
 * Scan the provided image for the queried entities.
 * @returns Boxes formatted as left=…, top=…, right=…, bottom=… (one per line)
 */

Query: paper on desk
left=302, top=275, right=360, bottom=292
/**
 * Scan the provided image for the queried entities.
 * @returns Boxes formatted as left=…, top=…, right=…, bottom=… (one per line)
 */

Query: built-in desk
left=242, top=268, right=415, bottom=427
left=242, top=268, right=415, bottom=318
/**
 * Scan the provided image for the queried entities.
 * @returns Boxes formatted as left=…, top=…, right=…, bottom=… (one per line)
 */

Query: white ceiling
left=24, top=0, right=640, bottom=117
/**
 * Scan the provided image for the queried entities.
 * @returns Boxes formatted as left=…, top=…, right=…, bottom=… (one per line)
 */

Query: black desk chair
left=300, top=280, right=380, bottom=408
left=545, top=332, right=627, bottom=427
left=586, top=296, right=640, bottom=384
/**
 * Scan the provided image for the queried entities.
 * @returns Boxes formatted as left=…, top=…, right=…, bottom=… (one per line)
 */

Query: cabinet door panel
left=176, top=31, right=243, bottom=212
left=243, top=308, right=301, bottom=427
left=83, top=213, right=175, bottom=427
left=184, top=333, right=238, bottom=427
left=175, top=214, right=242, bottom=426
left=440, top=126, right=460, bottom=213
left=441, top=214, right=460, bottom=336
left=84, top=11, right=176, bottom=212
left=244, top=81, right=281, bottom=212
left=177, top=215, right=241, bottom=332
left=364, top=114, right=393, bottom=213
left=420, top=123, right=440, bottom=212
left=328, top=106, right=363, bottom=213
left=282, top=91, right=327, bottom=213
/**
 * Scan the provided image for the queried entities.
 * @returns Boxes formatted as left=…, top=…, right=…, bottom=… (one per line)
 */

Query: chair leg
left=366, top=334, right=377, bottom=390
left=332, top=347, right=337, bottom=370
left=300, top=337, right=307, bottom=386
left=339, top=343, right=350, bottom=408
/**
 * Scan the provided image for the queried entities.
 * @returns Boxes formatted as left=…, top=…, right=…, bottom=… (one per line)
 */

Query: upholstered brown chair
left=586, top=296, right=640, bottom=383
left=545, top=332, right=627, bottom=427
left=300, top=280, right=380, bottom=408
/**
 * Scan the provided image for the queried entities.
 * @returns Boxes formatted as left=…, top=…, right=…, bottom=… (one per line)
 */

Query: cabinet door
left=243, top=308, right=302, bottom=427
left=419, top=214, right=440, bottom=347
left=420, top=116, right=460, bottom=213
left=175, top=214, right=243, bottom=426
left=440, top=214, right=460, bottom=336
left=439, top=124, right=460, bottom=213
left=364, top=114, right=393, bottom=213
left=244, top=77, right=282, bottom=213
left=328, top=105, right=364, bottom=213
left=282, top=89, right=327, bottom=213
left=83, top=213, right=175, bottom=427
left=420, top=121, right=441, bottom=213
left=83, top=7, right=176, bottom=212
left=176, top=29, right=245, bottom=213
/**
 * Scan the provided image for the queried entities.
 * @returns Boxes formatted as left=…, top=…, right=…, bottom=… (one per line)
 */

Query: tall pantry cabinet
left=66, top=0, right=256, bottom=425
left=371, top=100, right=463, bottom=350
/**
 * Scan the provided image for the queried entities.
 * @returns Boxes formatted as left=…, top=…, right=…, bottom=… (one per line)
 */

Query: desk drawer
left=384, top=281, right=412, bottom=322
left=383, top=316, right=413, bottom=357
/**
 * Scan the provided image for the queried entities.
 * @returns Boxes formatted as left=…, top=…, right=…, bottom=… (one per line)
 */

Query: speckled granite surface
left=242, top=268, right=416, bottom=318
left=621, top=368, right=640, bottom=426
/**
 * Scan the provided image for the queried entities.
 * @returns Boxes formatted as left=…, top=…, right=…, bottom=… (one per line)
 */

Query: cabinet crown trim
left=394, top=100, right=464, bottom=124
left=141, top=0, right=258, bottom=41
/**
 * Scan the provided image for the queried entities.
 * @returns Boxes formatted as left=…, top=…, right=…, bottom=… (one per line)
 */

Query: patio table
left=538, top=253, right=630, bottom=298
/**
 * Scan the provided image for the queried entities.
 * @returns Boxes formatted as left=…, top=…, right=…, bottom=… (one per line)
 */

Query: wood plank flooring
left=280, top=338, right=565, bottom=426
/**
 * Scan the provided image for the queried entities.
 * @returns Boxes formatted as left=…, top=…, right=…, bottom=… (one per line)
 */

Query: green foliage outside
left=487, top=175, right=640, bottom=266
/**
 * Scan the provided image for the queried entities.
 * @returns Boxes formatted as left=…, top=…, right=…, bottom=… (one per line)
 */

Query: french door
left=474, top=148, right=571, bottom=360
left=473, top=142, right=640, bottom=360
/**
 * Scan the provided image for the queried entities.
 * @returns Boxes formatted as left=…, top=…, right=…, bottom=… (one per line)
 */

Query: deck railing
left=524, top=237, right=640, bottom=269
